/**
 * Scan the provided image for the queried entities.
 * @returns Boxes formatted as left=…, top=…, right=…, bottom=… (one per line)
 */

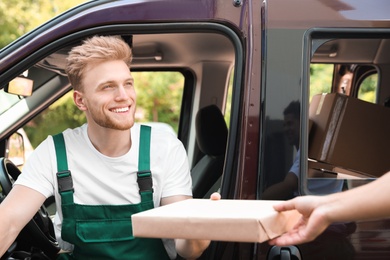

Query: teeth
left=112, top=107, right=129, bottom=113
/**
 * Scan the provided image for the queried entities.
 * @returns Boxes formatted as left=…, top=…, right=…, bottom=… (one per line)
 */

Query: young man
left=0, top=35, right=214, bottom=259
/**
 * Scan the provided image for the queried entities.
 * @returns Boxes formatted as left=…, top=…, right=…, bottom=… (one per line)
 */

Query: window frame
left=301, top=28, right=390, bottom=196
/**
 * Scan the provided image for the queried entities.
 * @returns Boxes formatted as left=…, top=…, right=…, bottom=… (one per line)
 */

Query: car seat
left=191, top=105, right=228, bottom=198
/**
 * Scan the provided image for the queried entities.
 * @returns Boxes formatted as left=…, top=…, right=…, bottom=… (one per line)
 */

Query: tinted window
left=305, top=32, right=390, bottom=196
left=357, top=72, right=378, bottom=103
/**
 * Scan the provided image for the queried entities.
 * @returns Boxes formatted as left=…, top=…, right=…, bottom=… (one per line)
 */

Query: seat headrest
left=195, top=105, right=228, bottom=156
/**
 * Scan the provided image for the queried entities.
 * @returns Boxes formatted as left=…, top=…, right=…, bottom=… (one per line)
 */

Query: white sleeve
left=14, top=136, right=56, bottom=198
left=289, top=150, right=301, bottom=177
left=161, top=139, right=192, bottom=198
left=151, top=130, right=192, bottom=199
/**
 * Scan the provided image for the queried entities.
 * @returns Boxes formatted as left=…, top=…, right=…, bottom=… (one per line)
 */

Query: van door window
left=132, top=71, right=184, bottom=134
left=304, top=32, right=390, bottom=196
left=357, top=71, right=378, bottom=103
left=310, top=64, right=333, bottom=99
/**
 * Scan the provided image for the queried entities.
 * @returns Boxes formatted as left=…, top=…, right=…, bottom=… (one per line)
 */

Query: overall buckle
left=57, top=170, right=74, bottom=193
left=137, top=170, right=153, bottom=194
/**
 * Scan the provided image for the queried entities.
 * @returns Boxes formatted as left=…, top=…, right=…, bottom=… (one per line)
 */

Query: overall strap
left=137, top=125, right=153, bottom=202
left=53, top=133, right=74, bottom=204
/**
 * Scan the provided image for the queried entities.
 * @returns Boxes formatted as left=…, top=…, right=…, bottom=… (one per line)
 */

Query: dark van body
left=1, top=0, right=390, bottom=259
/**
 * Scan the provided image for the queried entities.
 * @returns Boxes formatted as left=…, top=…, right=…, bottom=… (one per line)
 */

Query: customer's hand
left=269, top=195, right=330, bottom=246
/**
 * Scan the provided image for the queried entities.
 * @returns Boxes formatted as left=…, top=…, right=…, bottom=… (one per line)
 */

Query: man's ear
left=74, top=90, right=87, bottom=111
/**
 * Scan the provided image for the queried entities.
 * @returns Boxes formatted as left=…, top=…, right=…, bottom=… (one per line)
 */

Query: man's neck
left=87, top=125, right=132, bottom=157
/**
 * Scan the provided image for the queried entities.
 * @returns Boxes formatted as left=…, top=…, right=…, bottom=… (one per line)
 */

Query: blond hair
left=65, top=35, right=132, bottom=91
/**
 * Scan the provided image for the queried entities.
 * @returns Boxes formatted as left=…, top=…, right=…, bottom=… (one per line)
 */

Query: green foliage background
left=133, top=71, right=184, bottom=132
left=1, top=0, right=89, bottom=148
left=310, top=64, right=377, bottom=103
left=24, top=92, right=87, bottom=147
left=310, top=64, right=333, bottom=99
left=0, top=0, right=87, bottom=48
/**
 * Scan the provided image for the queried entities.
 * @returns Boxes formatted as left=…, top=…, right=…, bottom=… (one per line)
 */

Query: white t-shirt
left=15, top=123, right=192, bottom=258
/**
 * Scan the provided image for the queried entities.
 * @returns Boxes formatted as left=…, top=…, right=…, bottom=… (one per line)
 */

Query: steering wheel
left=0, top=157, right=60, bottom=259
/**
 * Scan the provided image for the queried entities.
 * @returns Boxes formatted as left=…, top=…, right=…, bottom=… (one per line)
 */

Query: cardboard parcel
left=309, top=93, right=390, bottom=178
left=132, top=199, right=301, bottom=243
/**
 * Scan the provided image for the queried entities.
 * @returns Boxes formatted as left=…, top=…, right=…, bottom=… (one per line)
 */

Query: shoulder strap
left=53, top=133, right=74, bottom=204
left=137, top=125, right=153, bottom=202
left=53, top=133, right=68, bottom=172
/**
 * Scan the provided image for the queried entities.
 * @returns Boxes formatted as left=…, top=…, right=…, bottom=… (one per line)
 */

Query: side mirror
left=5, top=76, right=33, bottom=97
left=6, top=132, right=25, bottom=167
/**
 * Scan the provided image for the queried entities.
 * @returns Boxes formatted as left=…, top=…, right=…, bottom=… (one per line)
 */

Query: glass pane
left=132, top=71, right=184, bottom=134
left=0, top=89, right=21, bottom=115
left=306, top=37, right=390, bottom=197
left=358, top=73, right=378, bottom=103
left=224, top=68, right=234, bottom=127
left=310, top=64, right=333, bottom=100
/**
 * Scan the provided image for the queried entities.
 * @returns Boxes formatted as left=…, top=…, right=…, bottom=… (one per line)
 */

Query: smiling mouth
left=110, top=107, right=129, bottom=113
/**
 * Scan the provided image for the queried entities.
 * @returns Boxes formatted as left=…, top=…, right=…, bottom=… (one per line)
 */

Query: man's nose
left=116, top=85, right=128, bottom=100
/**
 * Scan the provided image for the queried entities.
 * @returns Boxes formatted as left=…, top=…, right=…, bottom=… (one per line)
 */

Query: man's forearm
left=324, top=171, right=390, bottom=223
left=0, top=185, right=47, bottom=257
left=175, top=239, right=211, bottom=259
left=0, top=209, right=21, bottom=257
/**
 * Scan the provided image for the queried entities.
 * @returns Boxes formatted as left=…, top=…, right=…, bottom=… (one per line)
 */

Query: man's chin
left=105, top=120, right=134, bottom=131
left=115, top=122, right=134, bottom=131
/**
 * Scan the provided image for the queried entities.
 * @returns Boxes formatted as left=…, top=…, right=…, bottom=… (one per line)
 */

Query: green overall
left=53, top=125, right=171, bottom=260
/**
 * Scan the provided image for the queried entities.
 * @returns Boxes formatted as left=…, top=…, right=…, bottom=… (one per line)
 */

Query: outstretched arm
left=269, top=171, right=390, bottom=246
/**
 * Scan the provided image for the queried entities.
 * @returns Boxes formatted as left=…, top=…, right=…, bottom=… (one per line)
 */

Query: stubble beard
left=91, top=111, right=134, bottom=131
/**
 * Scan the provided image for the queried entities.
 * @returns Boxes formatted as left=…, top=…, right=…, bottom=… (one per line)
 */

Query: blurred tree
left=0, top=0, right=88, bottom=147
left=0, top=0, right=87, bottom=48
left=224, top=70, right=234, bottom=128
left=134, top=71, right=184, bottom=132
left=358, top=74, right=378, bottom=103
left=24, top=92, right=86, bottom=148
left=310, top=64, right=333, bottom=100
